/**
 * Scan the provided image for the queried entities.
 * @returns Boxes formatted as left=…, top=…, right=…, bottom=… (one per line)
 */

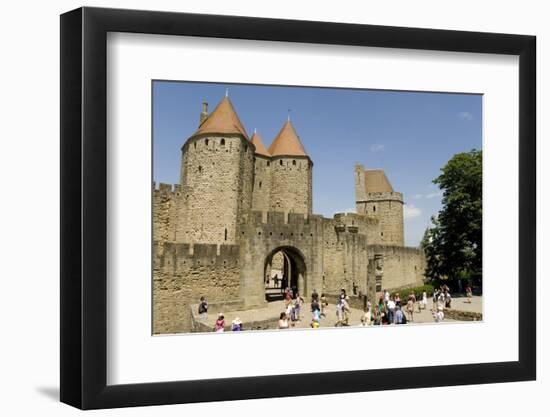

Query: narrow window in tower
left=198, top=165, right=202, bottom=173
left=224, top=228, right=227, bottom=241
left=381, top=232, right=384, bottom=236
left=292, top=160, right=296, bottom=166
left=267, top=161, right=270, bottom=167
left=279, top=160, right=283, bottom=166
left=373, top=205, right=376, bottom=212
left=220, top=138, right=225, bottom=146
left=205, top=138, right=209, bottom=146
left=193, top=142, right=196, bottom=149
left=259, top=181, right=262, bottom=189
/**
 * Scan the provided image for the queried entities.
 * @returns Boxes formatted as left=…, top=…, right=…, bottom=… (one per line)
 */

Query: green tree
left=422, top=149, right=482, bottom=288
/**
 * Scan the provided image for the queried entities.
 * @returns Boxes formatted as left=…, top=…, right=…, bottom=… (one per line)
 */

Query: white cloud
left=411, top=190, right=443, bottom=200
left=425, top=191, right=443, bottom=199
left=403, top=204, right=422, bottom=219
left=457, top=111, right=473, bottom=121
left=369, top=144, right=385, bottom=152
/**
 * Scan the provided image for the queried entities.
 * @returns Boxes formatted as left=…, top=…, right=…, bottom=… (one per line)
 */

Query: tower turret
left=268, top=120, right=312, bottom=215
left=355, top=166, right=404, bottom=246
left=177, top=95, right=254, bottom=244
left=251, top=130, right=272, bottom=212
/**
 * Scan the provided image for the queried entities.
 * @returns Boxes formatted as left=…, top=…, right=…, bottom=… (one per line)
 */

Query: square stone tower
left=355, top=164, right=404, bottom=246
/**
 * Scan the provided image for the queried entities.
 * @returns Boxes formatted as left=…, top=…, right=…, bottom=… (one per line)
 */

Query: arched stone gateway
left=237, top=212, right=325, bottom=308
left=264, top=246, right=307, bottom=302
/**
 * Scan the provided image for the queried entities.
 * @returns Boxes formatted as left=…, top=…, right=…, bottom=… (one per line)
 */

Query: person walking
left=360, top=307, right=372, bottom=326
left=284, top=287, right=293, bottom=308
left=335, top=298, right=344, bottom=327
left=420, top=291, right=428, bottom=311
left=466, top=285, right=473, bottom=303
left=311, top=288, right=319, bottom=303
left=434, top=306, right=445, bottom=322
left=342, top=296, right=350, bottom=326
left=198, top=296, right=208, bottom=321
left=294, top=293, right=303, bottom=321
left=406, top=294, right=415, bottom=322
left=372, top=305, right=381, bottom=325
left=445, top=290, right=452, bottom=308
left=378, top=296, right=386, bottom=323
left=395, top=306, right=405, bottom=324
left=432, top=290, right=438, bottom=311
left=311, top=308, right=321, bottom=328
left=395, top=293, right=402, bottom=308
left=286, top=300, right=294, bottom=326
left=339, top=288, right=347, bottom=301
left=387, top=296, right=396, bottom=324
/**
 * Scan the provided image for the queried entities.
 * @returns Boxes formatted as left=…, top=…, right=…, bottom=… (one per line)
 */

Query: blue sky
left=153, top=81, right=482, bottom=246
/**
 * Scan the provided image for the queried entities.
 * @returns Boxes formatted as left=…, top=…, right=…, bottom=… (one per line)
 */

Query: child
left=360, top=309, right=372, bottom=326
left=311, top=308, right=321, bottom=328
left=466, top=285, right=473, bottom=303
left=214, top=313, right=225, bottom=332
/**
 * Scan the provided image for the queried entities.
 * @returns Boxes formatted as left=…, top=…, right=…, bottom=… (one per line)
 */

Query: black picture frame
left=60, top=6, right=536, bottom=410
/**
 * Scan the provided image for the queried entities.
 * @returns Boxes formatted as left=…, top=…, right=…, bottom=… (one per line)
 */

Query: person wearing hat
left=231, top=317, right=242, bottom=331
left=214, top=313, right=225, bottom=332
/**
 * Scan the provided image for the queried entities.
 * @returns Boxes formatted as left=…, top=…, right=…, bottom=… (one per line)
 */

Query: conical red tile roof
left=250, top=131, right=271, bottom=157
left=268, top=121, right=308, bottom=157
left=193, top=96, right=248, bottom=139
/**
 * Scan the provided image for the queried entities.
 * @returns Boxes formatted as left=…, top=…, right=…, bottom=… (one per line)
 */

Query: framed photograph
left=60, top=6, right=536, bottom=409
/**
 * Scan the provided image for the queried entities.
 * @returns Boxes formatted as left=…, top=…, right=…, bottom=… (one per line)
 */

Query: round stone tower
left=355, top=166, right=404, bottom=246
left=178, top=95, right=254, bottom=244
left=267, top=120, right=312, bottom=215
left=250, top=130, right=272, bottom=212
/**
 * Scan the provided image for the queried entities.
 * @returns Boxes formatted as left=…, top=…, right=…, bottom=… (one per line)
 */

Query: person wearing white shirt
left=434, top=306, right=445, bottom=323
left=387, top=298, right=396, bottom=323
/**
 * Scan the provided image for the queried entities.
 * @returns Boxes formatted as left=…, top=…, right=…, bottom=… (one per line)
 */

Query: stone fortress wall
left=152, top=95, right=425, bottom=334
left=153, top=241, right=241, bottom=334
left=153, top=194, right=424, bottom=333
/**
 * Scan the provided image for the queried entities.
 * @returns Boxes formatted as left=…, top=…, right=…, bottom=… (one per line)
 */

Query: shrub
left=392, top=284, right=435, bottom=300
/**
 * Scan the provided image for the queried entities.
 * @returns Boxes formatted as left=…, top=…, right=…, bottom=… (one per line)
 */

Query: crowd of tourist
left=199, top=285, right=455, bottom=332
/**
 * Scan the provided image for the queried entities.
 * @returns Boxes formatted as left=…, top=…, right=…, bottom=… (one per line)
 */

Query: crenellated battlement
left=155, top=241, right=242, bottom=270
left=359, top=191, right=403, bottom=202
left=247, top=210, right=323, bottom=226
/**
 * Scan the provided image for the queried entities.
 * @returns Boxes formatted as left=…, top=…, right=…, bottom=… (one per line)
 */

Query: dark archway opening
left=264, top=247, right=306, bottom=302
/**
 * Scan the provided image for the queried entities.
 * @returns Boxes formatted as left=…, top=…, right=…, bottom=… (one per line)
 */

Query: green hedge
left=391, top=284, right=435, bottom=300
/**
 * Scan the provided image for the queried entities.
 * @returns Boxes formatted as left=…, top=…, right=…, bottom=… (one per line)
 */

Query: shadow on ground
left=35, top=386, right=59, bottom=401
